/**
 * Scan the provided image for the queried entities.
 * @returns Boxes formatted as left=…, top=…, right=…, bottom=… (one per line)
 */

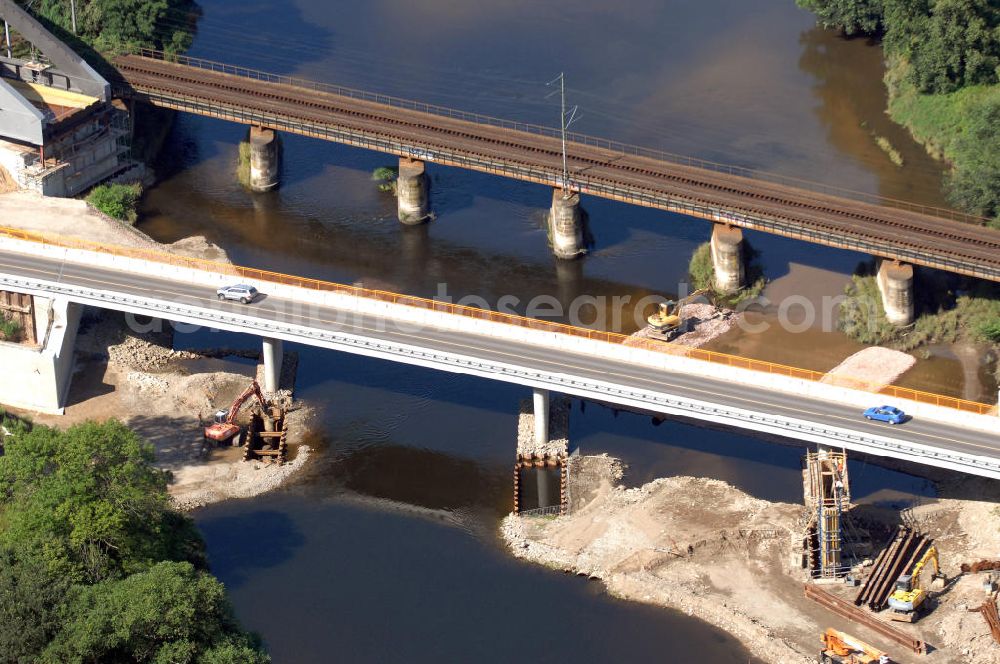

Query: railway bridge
left=110, top=51, right=1000, bottom=327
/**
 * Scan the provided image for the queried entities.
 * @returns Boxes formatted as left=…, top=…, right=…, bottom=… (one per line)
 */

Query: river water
left=139, top=0, right=959, bottom=660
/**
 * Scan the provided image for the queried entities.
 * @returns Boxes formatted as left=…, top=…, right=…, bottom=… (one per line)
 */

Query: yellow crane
left=887, top=545, right=947, bottom=622
left=646, top=288, right=710, bottom=336
left=819, top=628, right=892, bottom=664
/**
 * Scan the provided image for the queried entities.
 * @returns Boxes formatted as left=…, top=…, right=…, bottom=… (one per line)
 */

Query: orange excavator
left=820, top=628, right=892, bottom=664
left=204, top=379, right=267, bottom=444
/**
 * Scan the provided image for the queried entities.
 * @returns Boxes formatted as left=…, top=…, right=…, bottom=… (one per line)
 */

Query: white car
left=216, top=284, right=259, bottom=304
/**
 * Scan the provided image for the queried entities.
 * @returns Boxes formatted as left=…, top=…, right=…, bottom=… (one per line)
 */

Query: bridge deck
left=113, top=54, right=1000, bottom=281
left=0, top=241, right=997, bottom=478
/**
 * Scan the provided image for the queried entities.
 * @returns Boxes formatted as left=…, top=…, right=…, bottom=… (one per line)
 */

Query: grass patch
left=372, top=166, right=398, bottom=194
left=874, top=136, right=904, bottom=167
left=885, top=57, right=1000, bottom=163
left=237, top=141, right=252, bottom=189
left=840, top=264, right=1000, bottom=353
left=688, top=241, right=767, bottom=307
left=86, top=183, right=142, bottom=225
left=0, top=313, right=22, bottom=343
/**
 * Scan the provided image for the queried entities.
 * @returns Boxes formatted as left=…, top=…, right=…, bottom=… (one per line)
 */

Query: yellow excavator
left=887, top=545, right=947, bottom=622
left=819, top=628, right=891, bottom=664
left=646, top=288, right=710, bottom=336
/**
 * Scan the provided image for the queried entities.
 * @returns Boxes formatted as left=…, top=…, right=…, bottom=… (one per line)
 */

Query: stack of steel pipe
left=969, top=596, right=1000, bottom=644
left=855, top=527, right=930, bottom=611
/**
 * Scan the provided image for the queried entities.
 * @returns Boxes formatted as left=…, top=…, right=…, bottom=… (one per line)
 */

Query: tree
left=0, top=547, right=70, bottom=664
left=796, top=0, right=885, bottom=35
left=19, top=0, right=197, bottom=54
left=0, top=420, right=205, bottom=583
left=40, top=562, right=269, bottom=664
left=948, top=98, right=1000, bottom=218
left=87, top=183, right=143, bottom=224
left=883, top=0, right=1000, bottom=93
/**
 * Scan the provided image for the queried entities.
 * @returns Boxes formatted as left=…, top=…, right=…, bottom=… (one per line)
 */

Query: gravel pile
left=516, top=396, right=570, bottom=456
left=821, top=346, right=916, bottom=392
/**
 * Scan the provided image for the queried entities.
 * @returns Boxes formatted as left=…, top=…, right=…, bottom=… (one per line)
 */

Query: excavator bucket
left=930, top=574, right=947, bottom=591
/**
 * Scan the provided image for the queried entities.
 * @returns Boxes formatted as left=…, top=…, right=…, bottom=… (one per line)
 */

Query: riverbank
left=0, top=192, right=312, bottom=508
left=501, top=456, right=1000, bottom=664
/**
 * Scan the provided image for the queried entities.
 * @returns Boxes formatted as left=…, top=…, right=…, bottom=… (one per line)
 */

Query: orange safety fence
left=0, top=224, right=993, bottom=416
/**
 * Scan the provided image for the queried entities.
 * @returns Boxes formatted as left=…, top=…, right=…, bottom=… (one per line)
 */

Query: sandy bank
left=822, top=346, right=916, bottom=392
left=0, top=190, right=230, bottom=263
left=25, top=307, right=312, bottom=510
left=501, top=456, right=998, bottom=664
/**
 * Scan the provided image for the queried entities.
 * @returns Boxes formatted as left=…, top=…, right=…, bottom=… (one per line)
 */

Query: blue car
left=864, top=405, right=906, bottom=425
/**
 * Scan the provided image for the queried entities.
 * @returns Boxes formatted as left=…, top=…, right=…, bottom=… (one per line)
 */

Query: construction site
left=0, top=0, right=139, bottom=196
left=503, top=400, right=1000, bottom=664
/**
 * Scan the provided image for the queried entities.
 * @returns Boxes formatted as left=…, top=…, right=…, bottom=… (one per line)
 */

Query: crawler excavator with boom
left=888, top=545, right=947, bottom=622
left=646, top=288, right=710, bottom=337
left=204, top=379, right=268, bottom=445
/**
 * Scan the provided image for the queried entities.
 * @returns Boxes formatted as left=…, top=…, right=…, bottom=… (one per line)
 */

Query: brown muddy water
left=136, top=0, right=974, bottom=660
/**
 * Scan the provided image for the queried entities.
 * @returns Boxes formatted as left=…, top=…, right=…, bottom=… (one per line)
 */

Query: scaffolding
left=804, top=448, right=851, bottom=579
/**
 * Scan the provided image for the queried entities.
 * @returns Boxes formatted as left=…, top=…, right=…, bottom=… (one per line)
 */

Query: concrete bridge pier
left=549, top=188, right=585, bottom=259
left=397, top=157, right=431, bottom=224
left=876, top=259, right=914, bottom=326
left=247, top=126, right=281, bottom=192
left=710, top=223, right=745, bottom=293
left=262, top=337, right=283, bottom=393
left=533, top=388, right=551, bottom=508
left=533, top=387, right=549, bottom=446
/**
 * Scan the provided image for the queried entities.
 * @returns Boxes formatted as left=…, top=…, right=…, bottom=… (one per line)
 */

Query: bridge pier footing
left=549, top=188, right=586, bottom=259
left=876, top=259, right=914, bottom=326
left=513, top=392, right=570, bottom=515
left=397, top=157, right=431, bottom=224
left=710, top=223, right=745, bottom=293
left=246, top=126, right=281, bottom=192
left=262, top=337, right=283, bottom=393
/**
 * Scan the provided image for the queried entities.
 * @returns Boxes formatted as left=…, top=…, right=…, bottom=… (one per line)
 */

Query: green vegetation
left=0, top=312, right=22, bottom=342
left=237, top=141, right=252, bottom=189
left=87, top=182, right=143, bottom=224
left=19, top=0, right=198, bottom=55
left=688, top=241, right=767, bottom=307
left=0, top=417, right=269, bottom=663
left=839, top=265, right=1000, bottom=352
left=798, top=0, right=1000, bottom=225
left=874, top=135, right=904, bottom=166
left=796, top=0, right=885, bottom=36
left=372, top=166, right=399, bottom=193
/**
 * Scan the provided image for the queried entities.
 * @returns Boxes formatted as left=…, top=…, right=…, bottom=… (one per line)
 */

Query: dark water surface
left=154, top=1, right=952, bottom=660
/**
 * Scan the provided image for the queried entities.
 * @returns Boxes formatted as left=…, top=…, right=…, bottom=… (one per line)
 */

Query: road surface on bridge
left=0, top=246, right=996, bottom=475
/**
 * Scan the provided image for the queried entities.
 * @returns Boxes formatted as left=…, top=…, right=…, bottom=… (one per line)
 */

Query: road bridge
left=0, top=227, right=997, bottom=480
left=109, top=50, right=1000, bottom=295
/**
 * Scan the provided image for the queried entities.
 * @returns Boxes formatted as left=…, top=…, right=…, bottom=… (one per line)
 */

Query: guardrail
left=0, top=223, right=993, bottom=416
left=125, top=48, right=990, bottom=226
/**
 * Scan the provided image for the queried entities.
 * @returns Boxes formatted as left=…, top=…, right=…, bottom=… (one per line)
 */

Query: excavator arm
left=224, top=379, right=266, bottom=424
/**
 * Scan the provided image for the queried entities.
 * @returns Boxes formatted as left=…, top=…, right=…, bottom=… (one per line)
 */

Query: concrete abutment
left=0, top=295, right=80, bottom=414
left=397, top=157, right=431, bottom=224
left=548, top=188, right=586, bottom=259
left=710, top=223, right=745, bottom=293
left=876, top=259, right=914, bottom=326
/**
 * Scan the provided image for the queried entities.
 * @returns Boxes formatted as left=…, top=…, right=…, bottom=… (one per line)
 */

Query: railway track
left=112, top=54, right=1000, bottom=277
